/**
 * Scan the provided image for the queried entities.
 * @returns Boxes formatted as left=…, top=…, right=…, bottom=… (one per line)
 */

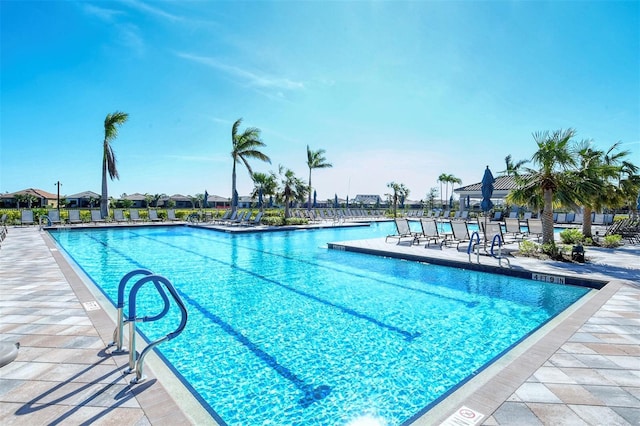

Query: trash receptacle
left=571, top=244, right=585, bottom=263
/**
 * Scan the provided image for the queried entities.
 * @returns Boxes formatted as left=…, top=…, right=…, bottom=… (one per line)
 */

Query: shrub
left=518, top=240, right=539, bottom=257
left=284, top=217, right=308, bottom=225
left=559, top=228, right=584, bottom=244
left=601, top=234, right=622, bottom=248
left=542, top=242, right=566, bottom=260
left=261, top=216, right=284, bottom=226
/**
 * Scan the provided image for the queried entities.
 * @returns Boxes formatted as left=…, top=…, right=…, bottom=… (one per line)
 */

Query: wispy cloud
left=177, top=52, right=305, bottom=91
left=165, top=154, right=226, bottom=164
left=118, top=0, right=183, bottom=23
left=81, top=4, right=124, bottom=22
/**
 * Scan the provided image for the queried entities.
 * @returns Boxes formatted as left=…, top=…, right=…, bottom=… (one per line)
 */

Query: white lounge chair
left=385, top=218, right=417, bottom=244
left=129, top=209, right=143, bottom=222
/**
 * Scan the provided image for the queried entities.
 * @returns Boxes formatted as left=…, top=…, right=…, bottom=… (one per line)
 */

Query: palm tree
left=277, top=165, right=306, bottom=218
left=386, top=181, right=410, bottom=218
left=522, top=129, right=578, bottom=244
left=101, top=111, right=128, bottom=218
left=447, top=175, right=462, bottom=208
left=230, top=118, right=271, bottom=214
left=251, top=171, right=278, bottom=211
left=437, top=173, right=448, bottom=208
left=306, top=146, right=332, bottom=210
left=499, top=154, right=528, bottom=176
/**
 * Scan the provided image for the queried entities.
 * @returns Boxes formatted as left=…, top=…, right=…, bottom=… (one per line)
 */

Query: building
left=0, top=188, right=59, bottom=208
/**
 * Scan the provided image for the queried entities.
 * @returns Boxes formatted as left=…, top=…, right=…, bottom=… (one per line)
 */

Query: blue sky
left=1, top=1, right=638, bottom=202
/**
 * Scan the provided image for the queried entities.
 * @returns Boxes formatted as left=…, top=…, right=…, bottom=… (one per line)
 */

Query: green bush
left=542, top=242, right=566, bottom=260
left=518, top=240, right=539, bottom=257
left=601, top=234, right=622, bottom=248
left=284, top=217, right=308, bottom=225
left=559, top=228, right=584, bottom=244
left=262, top=216, right=284, bottom=226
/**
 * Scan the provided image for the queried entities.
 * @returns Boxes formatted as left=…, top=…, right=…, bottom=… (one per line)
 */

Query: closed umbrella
left=203, top=190, right=209, bottom=208
left=334, top=194, right=338, bottom=208
left=346, top=195, right=349, bottom=208
left=313, top=190, right=317, bottom=208
left=481, top=166, right=495, bottom=244
left=233, top=190, right=238, bottom=209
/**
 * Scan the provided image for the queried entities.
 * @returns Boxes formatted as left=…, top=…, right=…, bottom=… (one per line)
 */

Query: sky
left=1, top=0, right=639, bottom=203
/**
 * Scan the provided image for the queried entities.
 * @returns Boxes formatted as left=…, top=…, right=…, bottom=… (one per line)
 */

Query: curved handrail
left=467, top=231, right=481, bottom=263
left=490, top=234, right=511, bottom=268
left=128, top=274, right=188, bottom=383
left=110, top=269, right=171, bottom=353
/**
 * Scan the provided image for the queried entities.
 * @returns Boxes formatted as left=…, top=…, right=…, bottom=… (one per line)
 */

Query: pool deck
left=1, top=223, right=638, bottom=425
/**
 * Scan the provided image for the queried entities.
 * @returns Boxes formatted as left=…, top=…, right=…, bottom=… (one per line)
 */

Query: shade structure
left=313, top=190, right=317, bottom=208
left=203, top=190, right=209, bottom=208
left=481, top=166, right=495, bottom=244
left=480, top=166, right=494, bottom=212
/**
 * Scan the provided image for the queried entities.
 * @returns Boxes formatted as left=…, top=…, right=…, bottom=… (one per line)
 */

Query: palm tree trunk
left=101, top=153, right=109, bottom=218
left=307, top=169, right=312, bottom=211
left=582, top=206, right=593, bottom=238
left=542, top=188, right=554, bottom=244
left=231, top=160, right=237, bottom=214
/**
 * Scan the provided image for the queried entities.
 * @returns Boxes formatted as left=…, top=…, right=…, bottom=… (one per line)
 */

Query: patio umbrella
left=346, top=195, right=349, bottom=208
left=449, top=195, right=453, bottom=209
left=481, top=166, right=495, bottom=244
left=313, top=190, right=317, bottom=208
left=334, top=194, right=338, bottom=208
left=203, top=190, right=209, bottom=208
left=269, top=195, right=273, bottom=208
left=400, top=195, right=405, bottom=209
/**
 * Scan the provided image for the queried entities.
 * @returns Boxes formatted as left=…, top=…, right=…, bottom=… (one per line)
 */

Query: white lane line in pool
left=83, top=301, right=101, bottom=311
left=440, top=406, right=485, bottom=426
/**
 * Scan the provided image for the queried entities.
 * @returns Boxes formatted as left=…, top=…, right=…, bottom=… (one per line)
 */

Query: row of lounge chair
left=604, top=218, right=639, bottom=243
left=16, top=209, right=183, bottom=226
left=200, top=210, right=264, bottom=227
left=386, top=217, right=544, bottom=249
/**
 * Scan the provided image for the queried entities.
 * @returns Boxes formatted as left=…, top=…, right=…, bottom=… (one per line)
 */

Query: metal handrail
left=127, top=274, right=188, bottom=384
left=109, top=269, right=172, bottom=354
left=467, top=231, right=481, bottom=263
left=490, top=234, right=511, bottom=268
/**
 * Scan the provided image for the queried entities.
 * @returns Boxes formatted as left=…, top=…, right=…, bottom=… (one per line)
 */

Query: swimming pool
left=49, top=223, right=589, bottom=425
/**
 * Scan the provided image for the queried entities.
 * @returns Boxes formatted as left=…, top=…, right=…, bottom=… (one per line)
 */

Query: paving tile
left=490, top=402, right=543, bottom=425
left=583, top=385, right=640, bottom=408
left=569, top=403, right=632, bottom=425
left=547, top=353, right=588, bottom=368
left=545, top=383, right=603, bottom=405
left=558, top=367, right=615, bottom=386
left=532, top=366, right=576, bottom=384
left=527, top=402, right=590, bottom=425
left=573, top=354, right=622, bottom=369
left=611, top=406, right=640, bottom=426
left=514, top=383, right=562, bottom=404
left=593, top=368, right=640, bottom=387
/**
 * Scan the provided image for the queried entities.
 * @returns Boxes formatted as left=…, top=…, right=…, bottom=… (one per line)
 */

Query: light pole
left=55, top=181, right=62, bottom=213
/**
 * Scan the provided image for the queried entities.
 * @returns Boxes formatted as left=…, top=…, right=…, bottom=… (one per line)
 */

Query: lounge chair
left=503, top=218, right=525, bottom=241
left=129, top=209, right=143, bottom=222
left=385, top=218, right=418, bottom=244
left=90, top=210, right=105, bottom=223
left=443, top=220, right=471, bottom=250
left=113, top=209, right=127, bottom=223
left=21, top=210, right=35, bottom=226
left=572, top=213, right=583, bottom=225
left=167, top=209, right=180, bottom=221
left=526, top=218, right=543, bottom=241
left=46, top=210, right=62, bottom=225
left=68, top=210, right=83, bottom=224
left=555, top=213, right=567, bottom=224
left=244, top=211, right=264, bottom=226
left=508, top=211, right=518, bottom=219
left=417, top=218, right=445, bottom=247
left=491, top=211, right=503, bottom=221
left=148, top=209, right=162, bottom=222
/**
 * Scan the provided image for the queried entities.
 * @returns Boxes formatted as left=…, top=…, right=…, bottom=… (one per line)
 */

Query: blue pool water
left=49, top=222, right=589, bottom=425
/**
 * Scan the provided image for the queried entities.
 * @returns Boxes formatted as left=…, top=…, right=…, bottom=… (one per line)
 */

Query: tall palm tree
left=306, top=145, right=332, bottom=210
left=230, top=118, right=271, bottom=214
left=447, top=175, right=462, bottom=208
left=499, top=154, right=528, bottom=176
left=277, top=166, right=306, bottom=218
left=101, top=111, right=128, bottom=218
left=386, top=181, right=410, bottom=218
left=523, top=129, right=578, bottom=244
left=437, top=173, right=448, bottom=208
left=251, top=171, right=278, bottom=211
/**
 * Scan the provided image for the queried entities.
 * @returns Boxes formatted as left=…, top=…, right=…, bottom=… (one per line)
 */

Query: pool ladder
left=467, top=232, right=510, bottom=268
left=108, top=269, right=188, bottom=384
